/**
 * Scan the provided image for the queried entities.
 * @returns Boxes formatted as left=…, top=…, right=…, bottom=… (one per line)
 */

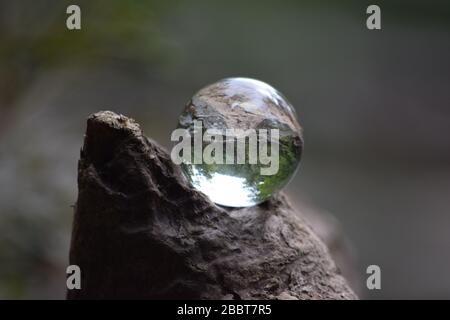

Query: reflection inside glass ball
left=173, top=77, right=303, bottom=207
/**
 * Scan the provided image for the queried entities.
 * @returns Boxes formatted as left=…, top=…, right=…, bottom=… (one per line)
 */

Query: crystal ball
left=173, top=77, right=303, bottom=207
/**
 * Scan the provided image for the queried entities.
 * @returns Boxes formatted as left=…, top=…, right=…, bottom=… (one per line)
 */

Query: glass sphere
left=174, top=77, right=303, bottom=207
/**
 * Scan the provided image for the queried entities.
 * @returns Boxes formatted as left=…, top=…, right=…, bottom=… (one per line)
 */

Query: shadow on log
left=68, top=111, right=357, bottom=300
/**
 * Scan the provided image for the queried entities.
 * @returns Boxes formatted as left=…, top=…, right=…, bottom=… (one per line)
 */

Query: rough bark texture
left=67, top=111, right=357, bottom=300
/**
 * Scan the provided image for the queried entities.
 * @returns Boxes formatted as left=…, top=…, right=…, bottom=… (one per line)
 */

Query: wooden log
left=67, top=111, right=356, bottom=300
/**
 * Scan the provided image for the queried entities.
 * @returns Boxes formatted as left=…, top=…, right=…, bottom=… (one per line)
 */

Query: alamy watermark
left=366, top=5, right=381, bottom=30
left=66, top=5, right=81, bottom=30
left=170, top=120, right=280, bottom=176
left=66, top=265, right=81, bottom=290
left=366, top=264, right=381, bottom=290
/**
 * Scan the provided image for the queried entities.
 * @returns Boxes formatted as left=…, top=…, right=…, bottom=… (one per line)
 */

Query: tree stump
left=67, top=111, right=357, bottom=300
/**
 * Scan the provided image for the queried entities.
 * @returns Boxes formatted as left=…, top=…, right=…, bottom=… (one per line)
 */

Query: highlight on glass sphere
left=172, top=77, right=303, bottom=207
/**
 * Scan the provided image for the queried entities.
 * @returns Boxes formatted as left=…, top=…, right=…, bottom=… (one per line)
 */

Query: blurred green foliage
left=0, top=0, right=179, bottom=106
left=1, top=0, right=449, bottom=107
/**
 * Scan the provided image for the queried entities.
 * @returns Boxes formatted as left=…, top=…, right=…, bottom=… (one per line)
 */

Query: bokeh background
left=1, top=0, right=449, bottom=299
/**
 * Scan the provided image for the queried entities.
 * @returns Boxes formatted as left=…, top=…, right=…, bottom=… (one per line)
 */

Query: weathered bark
left=67, top=111, right=357, bottom=300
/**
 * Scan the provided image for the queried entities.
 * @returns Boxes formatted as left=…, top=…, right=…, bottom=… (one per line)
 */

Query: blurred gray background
left=0, top=0, right=449, bottom=299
